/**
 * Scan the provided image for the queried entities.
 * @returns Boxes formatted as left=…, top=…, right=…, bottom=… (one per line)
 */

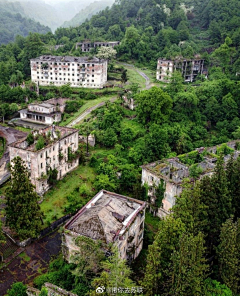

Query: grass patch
left=19, top=252, right=31, bottom=262
left=145, top=211, right=160, bottom=232
left=125, top=67, right=146, bottom=89
left=13, top=126, right=32, bottom=133
left=40, top=165, right=96, bottom=224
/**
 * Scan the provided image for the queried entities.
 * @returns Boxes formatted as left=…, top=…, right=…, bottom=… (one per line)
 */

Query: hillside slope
left=62, top=0, right=115, bottom=28
left=0, top=11, right=51, bottom=44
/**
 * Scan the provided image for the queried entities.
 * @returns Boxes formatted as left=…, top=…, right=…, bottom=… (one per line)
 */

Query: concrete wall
left=63, top=210, right=145, bottom=263
left=141, top=168, right=178, bottom=218
left=20, top=112, right=27, bottom=119
left=79, top=134, right=95, bottom=147
left=29, top=105, right=56, bottom=114
left=156, top=59, right=174, bottom=82
left=9, top=131, right=79, bottom=195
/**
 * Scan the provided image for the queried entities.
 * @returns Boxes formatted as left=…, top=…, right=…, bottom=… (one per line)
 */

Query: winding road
left=67, top=64, right=152, bottom=127
left=67, top=96, right=117, bottom=127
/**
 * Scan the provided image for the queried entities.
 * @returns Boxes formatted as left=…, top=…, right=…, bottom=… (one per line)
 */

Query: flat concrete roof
left=31, top=55, right=106, bottom=64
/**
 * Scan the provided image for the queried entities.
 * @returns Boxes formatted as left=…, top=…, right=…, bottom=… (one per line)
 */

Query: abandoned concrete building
left=31, top=55, right=108, bottom=88
left=156, top=56, right=206, bottom=83
left=75, top=40, right=120, bottom=52
left=19, top=98, right=68, bottom=125
left=9, top=126, right=79, bottom=195
left=62, top=190, right=146, bottom=263
left=27, top=283, right=78, bottom=296
left=142, top=141, right=240, bottom=218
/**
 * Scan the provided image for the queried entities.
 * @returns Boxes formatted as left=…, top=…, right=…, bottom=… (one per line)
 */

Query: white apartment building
left=31, top=55, right=108, bottom=88
left=9, top=126, right=79, bottom=195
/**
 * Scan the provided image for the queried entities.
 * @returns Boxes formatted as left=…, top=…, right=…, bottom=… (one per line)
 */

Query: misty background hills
left=0, top=0, right=114, bottom=44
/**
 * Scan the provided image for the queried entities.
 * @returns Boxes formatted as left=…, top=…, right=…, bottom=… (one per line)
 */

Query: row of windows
left=38, top=67, right=95, bottom=72
left=36, top=62, right=95, bottom=67
left=37, top=76, right=95, bottom=82
left=37, top=72, right=94, bottom=77
left=36, top=81, right=101, bottom=87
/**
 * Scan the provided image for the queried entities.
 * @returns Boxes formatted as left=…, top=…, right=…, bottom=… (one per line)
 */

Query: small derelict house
left=9, top=126, right=79, bottom=195
left=19, top=98, right=67, bottom=125
left=62, top=190, right=146, bottom=263
left=142, top=141, right=240, bottom=218
left=31, top=55, right=108, bottom=88
left=156, top=56, right=206, bottom=83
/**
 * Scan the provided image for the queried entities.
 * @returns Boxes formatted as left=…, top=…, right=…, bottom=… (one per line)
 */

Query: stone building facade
left=75, top=40, right=120, bottom=52
left=142, top=141, right=240, bottom=218
left=19, top=98, right=68, bottom=125
left=156, top=57, right=206, bottom=83
left=31, top=55, right=108, bottom=88
left=62, top=190, right=146, bottom=263
left=9, top=126, right=79, bottom=195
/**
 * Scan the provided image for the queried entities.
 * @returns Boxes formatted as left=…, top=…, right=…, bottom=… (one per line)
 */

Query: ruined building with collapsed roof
left=75, top=40, right=120, bottom=52
left=9, top=126, right=79, bottom=195
left=62, top=190, right=146, bottom=263
left=19, top=98, right=68, bottom=126
left=141, top=141, right=240, bottom=218
left=156, top=56, right=207, bottom=83
left=31, top=55, right=108, bottom=88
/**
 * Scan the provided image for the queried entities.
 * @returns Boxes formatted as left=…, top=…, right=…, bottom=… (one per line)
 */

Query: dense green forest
left=2, top=0, right=240, bottom=295
left=51, top=0, right=239, bottom=71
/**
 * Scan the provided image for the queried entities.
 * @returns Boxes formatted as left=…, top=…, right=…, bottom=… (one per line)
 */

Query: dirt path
left=67, top=96, right=117, bottom=127
left=0, top=231, right=61, bottom=296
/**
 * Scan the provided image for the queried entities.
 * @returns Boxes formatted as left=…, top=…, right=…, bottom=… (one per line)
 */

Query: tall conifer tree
left=217, top=218, right=240, bottom=295
left=226, top=156, right=240, bottom=219
left=6, top=156, right=42, bottom=239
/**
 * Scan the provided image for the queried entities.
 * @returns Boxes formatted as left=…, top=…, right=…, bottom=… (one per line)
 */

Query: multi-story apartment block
left=9, top=126, right=79, bottom=195
left=19, top=98, right=67, bottom=125
left=62, top=190, right=146, bottom=263
left=31, top=55, right=108, bottom=88
left=75, top=40, right=120, bottom=52
left=142, top=141, right=240, bottom=218
left=157, top=56, right=206, bottom=83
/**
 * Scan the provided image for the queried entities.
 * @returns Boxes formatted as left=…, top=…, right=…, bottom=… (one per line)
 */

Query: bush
left=101, top=128, right=118, bottom=147
left=26, top=133, right=34, bottom=146
left=204, top=278, right=233, bottom=296
left=217, top=143, right=234, bottom=155
left=189, top=164, right=203, bottom=179
left=78, top=90, right=86, bottom=99
left=89, top=155, right=99, bottom=168
left=65, top=100, right=83, bottom=113
left=7, top=282, right=27, bottom=296
left=86, top=92, right=97, bottom=100
left=35, top=136, right=45, bottom=150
